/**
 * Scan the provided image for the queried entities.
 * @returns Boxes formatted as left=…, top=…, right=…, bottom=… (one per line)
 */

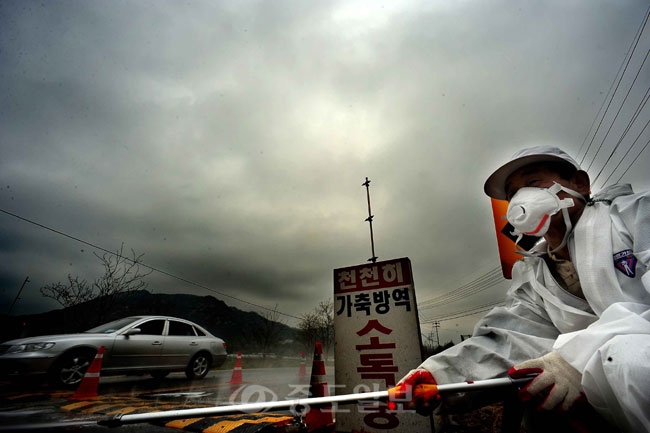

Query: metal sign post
left=363, top=177, right=378, bottom=263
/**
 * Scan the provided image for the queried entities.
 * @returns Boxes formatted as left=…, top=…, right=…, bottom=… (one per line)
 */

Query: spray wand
left=99, top=374, right=536, bottom=427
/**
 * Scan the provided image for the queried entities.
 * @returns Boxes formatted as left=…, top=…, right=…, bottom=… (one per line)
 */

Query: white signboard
left=333, top=257, right=432, bottom=433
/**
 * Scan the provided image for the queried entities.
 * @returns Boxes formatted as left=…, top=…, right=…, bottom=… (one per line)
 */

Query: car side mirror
left=124, top=328, right=141, bottom=337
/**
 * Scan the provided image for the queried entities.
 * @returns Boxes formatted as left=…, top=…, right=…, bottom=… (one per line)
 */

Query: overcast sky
left=1, top=0, right=649, bottom=344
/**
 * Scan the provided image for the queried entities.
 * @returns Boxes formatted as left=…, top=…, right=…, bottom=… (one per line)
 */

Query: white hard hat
left=484, top=146, right=581, bottom=200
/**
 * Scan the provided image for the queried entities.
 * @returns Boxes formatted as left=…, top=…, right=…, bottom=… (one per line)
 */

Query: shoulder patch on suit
left=613, top=249, right=637, bottom=278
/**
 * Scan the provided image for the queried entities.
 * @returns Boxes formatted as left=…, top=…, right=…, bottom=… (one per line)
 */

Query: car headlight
left=7, top=342, right=56, bottom=353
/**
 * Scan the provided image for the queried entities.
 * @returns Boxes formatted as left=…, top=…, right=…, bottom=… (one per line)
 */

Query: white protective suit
left=419, top=184, right=650, bottom=432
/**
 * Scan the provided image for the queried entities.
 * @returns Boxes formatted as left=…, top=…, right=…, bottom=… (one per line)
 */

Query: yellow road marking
left=61, top=401, right=95, bottom=411
left=202, top=415, right=293, bottom=433
left=164, top=418, right=204, bottom=429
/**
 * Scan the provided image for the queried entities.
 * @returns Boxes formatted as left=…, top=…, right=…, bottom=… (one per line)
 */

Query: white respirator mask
left=507, top=182, right=585, bottom=254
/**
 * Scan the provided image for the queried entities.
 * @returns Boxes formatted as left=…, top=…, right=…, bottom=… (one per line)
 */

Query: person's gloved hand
left=508, top=350, right=584, bottom=411
left=388, top=368, right=440, bottom=415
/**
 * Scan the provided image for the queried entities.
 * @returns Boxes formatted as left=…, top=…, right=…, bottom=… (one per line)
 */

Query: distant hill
left=0, top=290, right=302, bottom=355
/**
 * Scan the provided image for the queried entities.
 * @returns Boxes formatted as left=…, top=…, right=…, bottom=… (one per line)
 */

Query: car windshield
left=85, top=317, right=140, bottom=334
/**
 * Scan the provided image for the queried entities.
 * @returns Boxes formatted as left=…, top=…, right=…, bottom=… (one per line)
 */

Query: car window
left=194, top=327, right=206, bottom=336
left=136, top=319, right=165, bottom=335
left=168, top=320, right=196, bottom=336
left=86, top=317, right=139, bottom=334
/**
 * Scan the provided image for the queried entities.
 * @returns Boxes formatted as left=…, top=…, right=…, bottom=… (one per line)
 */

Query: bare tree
left=298, top=310, right=321, bottom=354
left=39, top=275, right=94, bottom=309
left=298, top=299, right=334, bottom=358
left=40, top=244, right=152, bottom=328
left=92, top=245, right=151, bottom=300
left=315, top=299, right=334, bottom=359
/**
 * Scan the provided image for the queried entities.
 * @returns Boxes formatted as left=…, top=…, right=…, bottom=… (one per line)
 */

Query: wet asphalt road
left=0, top=367, right=328, bottom=432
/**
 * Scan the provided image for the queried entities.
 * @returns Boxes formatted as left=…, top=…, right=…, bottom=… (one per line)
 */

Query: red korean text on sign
left=355, top=319, right=400, bottom=429
left=334, top=259, right=411, bottom=294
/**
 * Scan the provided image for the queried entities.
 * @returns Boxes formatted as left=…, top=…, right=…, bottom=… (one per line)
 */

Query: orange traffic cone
left=305, top=342, right=334, bottom=429
left=229, top=351, right=243, bottom=384
left=298, top=352, right=306, bottom=381
left=70, top=346, right=104, bottom=401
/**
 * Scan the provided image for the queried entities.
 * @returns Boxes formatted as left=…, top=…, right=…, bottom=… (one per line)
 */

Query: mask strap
left=513, top=210, right=571, bottom=257
left=514, top=242, right=544, bottom=258
left=553, top=182, right=586, bottom=204
left=548, top=206, right=572, bottom=254
left=550, top=183, right=587, bottom=252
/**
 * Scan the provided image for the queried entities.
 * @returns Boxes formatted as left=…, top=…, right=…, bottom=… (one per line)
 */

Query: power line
left=418, top=275, right=504, bottom=311
left=579, top=6, right=650, bottom=168
left=0, top=207, right=302, bottom=320
left=576, top=5, right=650, bottom=192
left=591, top=49, right=650, bottom=186
left=418, top=266, right=504, bottom=310
left=420, top=299, right=506, bottom=324
left=614, top=134, right=650, bottom=184
left=419, top=266, right=501, bottom=305
left=601, top=99, right=650, bottom=186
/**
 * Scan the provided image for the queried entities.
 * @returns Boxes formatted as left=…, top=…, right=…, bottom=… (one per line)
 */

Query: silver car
left=0, top=315, right=227, bottom=387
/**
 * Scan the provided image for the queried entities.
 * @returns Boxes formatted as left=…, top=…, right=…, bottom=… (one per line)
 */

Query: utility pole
left=362, top=177, right=378, bottom=263
left=8, top=276, right=29, bottom=315
left=432, top=321, right=441, bottom=348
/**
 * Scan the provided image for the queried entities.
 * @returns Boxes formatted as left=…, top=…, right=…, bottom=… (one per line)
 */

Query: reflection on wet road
left=0, top=367, right=332, bottom=432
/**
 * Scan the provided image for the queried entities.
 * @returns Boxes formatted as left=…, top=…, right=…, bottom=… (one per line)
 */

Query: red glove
left=509, top=351, right=585, bottom=411
left=388, top=368, right=440, bottom=415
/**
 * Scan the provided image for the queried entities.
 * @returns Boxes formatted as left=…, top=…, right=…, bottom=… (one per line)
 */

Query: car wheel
left=50, top=349, right=95, bottom=388
left=185, top=352, right=211, bottom=380
left=150, top=370, right=170, bottom=379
